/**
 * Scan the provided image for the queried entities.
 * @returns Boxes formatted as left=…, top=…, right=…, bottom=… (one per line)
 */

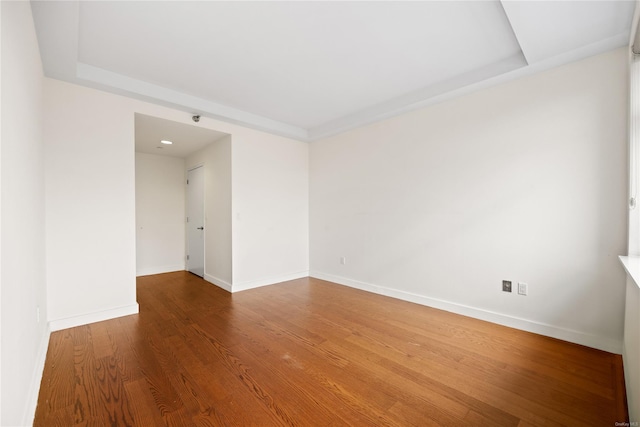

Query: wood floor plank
left=320, top=335, right=521, bottom=426
left=340, top=330, right=598, bottom=426
left=238, top=305, right=473, bottom=424
left=341, top=315, right=614, bottom=422
left=89, top=355, right=135, bottom=426
left=133, top=333, right=187, bottom=417
left=123, top=379, right=166, bottom=427
left=34, top=272, right=629, bottom=426
left=35, top=330, right=75, bottom=417
left=72, top=337, right=95, bottom=425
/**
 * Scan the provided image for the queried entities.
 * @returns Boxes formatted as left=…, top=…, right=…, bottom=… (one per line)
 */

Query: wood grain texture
left=34, top=272, right=629, bottom=426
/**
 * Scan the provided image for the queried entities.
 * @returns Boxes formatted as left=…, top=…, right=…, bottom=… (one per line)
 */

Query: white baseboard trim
left=310, top=271, right=623, bottom=354
left=49, top=303, right=140, bottom=332
left=136, top=264, right=185, bottom=277
left=204, top=273, right=232, bottom=292
left=22, top=324, right=51, bottom=427
left=232, top=270, right=309, bottom=293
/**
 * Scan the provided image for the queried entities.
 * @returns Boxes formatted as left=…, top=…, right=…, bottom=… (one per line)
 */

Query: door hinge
left=186, top=255, right=190, bottom=260
left=187, top=179, right=189, bottom=185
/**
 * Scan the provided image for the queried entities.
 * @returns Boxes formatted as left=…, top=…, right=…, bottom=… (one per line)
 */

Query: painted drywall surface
left=1, top=1, right=3, bottom=421
left=1, top=2, right=49, bottom=425
left=44, top=77, right=309, bottom=318
left=310, top=48, right=628, bottom=352
left=186, top=135, right=233, bottom=288
left=231, top=130, right=310, bottom=290
left=624, top=278, right=640, bottom=422
left=44, top=81, right=139, bottom=322
left=135, top=153, right=186, bottom=276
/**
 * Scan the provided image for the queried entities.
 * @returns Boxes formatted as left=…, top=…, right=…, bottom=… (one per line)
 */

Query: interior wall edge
left=136, top=265, right=185, bottom=278
left=232, top=270, right=310, bottom=293
left=623, top=276, right=640, bottom=420
left=48, top=303, right=140, bottom=332
left=203, top=273, right=232, bottom=293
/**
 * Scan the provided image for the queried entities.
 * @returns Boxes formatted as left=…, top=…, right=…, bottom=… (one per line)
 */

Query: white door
left=186, top=166, right=205, bottom=277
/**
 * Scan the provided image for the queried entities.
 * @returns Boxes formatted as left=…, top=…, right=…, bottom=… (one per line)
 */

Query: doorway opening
left=134, top=113, right=230, bottom=279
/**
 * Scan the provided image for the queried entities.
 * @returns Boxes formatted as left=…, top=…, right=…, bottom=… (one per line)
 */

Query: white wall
left=44, top=77, right=309, bottom=327
left=44, top=80, right=139, bottom=330
left=0, top=2, right=49, bottom=425
left=135, top=153, right=186, bottom=276
left=186, top=135, right=233, bottom=289
left=310, top=48, right=628, bottom=353
left=624, top=277, right=640, bottom=421
left=232, top=131, right=309, bottom=290
left=186, top=129, right=310, bottom=293
left=1, top=2, right=3, bottom=421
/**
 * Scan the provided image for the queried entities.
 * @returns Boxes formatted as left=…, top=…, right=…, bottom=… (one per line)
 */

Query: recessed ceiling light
left=160, top=140, right=173, bottom=145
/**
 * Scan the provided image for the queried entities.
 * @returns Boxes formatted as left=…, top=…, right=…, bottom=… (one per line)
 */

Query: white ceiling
left=31, top=1, right=635, bottom=142
left=135, top=114, right=228, bottom=158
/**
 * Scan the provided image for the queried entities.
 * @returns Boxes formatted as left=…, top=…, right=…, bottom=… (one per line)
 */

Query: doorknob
left=197, top=227, right=204, bottom=230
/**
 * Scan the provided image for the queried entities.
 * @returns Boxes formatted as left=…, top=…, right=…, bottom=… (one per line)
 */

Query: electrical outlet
left=502, top=280, right=512, bottom=292
left=518, top=282, right=528, bottom=296
left=340, top=257, right=346, bottom=265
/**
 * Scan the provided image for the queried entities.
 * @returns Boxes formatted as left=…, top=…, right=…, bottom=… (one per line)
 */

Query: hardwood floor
left=34, top=272, right=628, bottom=426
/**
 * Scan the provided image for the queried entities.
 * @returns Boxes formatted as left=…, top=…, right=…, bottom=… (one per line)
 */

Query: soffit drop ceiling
left=31, top=1, right=635, bottom=142
left=135, top=114, right=229, bottom=158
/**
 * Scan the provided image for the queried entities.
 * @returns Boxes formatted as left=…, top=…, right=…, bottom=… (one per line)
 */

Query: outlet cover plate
left=518, top=282, right=528, bottom=296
